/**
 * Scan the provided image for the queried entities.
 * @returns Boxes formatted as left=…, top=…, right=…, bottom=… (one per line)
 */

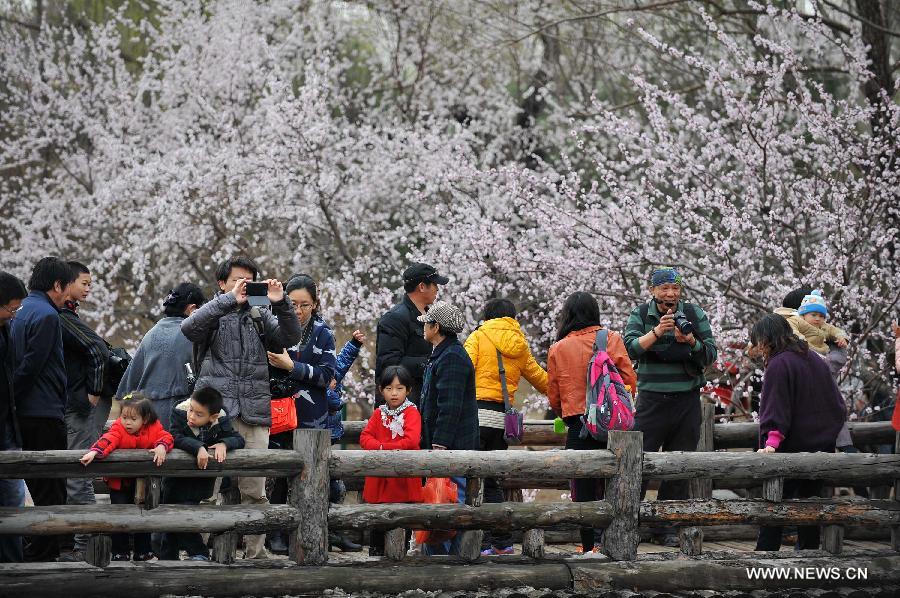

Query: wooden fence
left=1, top=424, right=900, bottom=595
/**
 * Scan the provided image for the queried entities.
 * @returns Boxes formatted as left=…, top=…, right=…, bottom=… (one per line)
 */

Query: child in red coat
left=80, top=394, right=174, bottom=561
left=360, top=365, right=423, bottom=555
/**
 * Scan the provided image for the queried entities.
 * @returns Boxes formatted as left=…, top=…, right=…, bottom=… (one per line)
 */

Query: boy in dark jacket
left=160, top=387, right=244, bottom=561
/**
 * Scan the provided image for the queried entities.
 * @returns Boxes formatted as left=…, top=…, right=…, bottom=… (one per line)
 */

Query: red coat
left=89, top=419, right=174, bottom=490
left=360, top=406, right=424, bottom=504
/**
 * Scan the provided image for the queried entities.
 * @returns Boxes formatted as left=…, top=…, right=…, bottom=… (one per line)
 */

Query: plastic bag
left=414, top=477, right=459, bottom=545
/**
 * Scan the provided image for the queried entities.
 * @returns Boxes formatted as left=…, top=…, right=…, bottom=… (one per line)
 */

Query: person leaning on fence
left=10, top=257, right=77, bottom=562
left=181, top=256, right=302, bottom=559
left=57, top=261, right=110, bottom=562
left=160, top=387, right=245, bottom=561
left=117, top=283, right=206, bottom=431
left=0, top=272, right=27, bottom=563
left=464, top=297, right=548, bottom=556
left=417, top=300, right=478, bottom=556
left=360, top=365, right=423, bottom=556
left=623, top=266, right=717, bottom=548
left=79, top=394, right=174, bottom=561
left=548, top=292, right=636, bottom=554
left=751, top=313, right=846, bottom=552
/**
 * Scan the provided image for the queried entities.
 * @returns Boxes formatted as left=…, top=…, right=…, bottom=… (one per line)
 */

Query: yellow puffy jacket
left=463, top=317, right=548, bottom=404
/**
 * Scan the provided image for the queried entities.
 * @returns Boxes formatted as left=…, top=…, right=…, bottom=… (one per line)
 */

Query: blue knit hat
left=797, top=290, right=829, bottom=317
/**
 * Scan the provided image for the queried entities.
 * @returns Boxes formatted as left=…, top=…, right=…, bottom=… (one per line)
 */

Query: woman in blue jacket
left=266, top=274, right=336, bottom=553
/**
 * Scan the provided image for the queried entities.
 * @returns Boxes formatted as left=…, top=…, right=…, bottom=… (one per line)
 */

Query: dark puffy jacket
left=10, top=291, right=66, bottom=421
left=419, top=335, right=479, bottom=450
left=181, top=292, right=303, bottom=426
left=60, top=305, right=109, bottom=415
left=288, top=318, right=336, bottom=431
left=375, top=295, right=432, bottom=404
left=0, top=325, right=21, bottom=447
left=164, top=398, right=246, bottom=503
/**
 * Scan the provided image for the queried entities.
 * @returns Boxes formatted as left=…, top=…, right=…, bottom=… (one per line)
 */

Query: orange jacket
left=547, top=326, right=636, bottom=419
left=463, top=317, right=548, bottom=403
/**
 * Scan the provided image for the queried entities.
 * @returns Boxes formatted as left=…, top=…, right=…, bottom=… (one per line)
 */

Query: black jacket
left=10, top=291, right=66, bottom=421
left=60, top=304, right=109, bottom=416
left=375, top=295, right=432, bottom=404
left=163, top=399, right=245, bottom=503
left=0, top=325, right=21, bottom=448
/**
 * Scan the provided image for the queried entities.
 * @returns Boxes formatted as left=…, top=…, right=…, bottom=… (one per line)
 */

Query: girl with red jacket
left=360, top=365, right=423, bottom=555
left=80, top=394, right=174, bottom=561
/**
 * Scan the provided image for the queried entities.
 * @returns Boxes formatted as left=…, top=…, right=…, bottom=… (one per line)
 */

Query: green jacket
left=623, top=300, right=717, bottom=393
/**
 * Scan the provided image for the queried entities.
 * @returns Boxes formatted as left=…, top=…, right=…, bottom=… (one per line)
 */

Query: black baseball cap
left=403, top=262, right=450, bottom=286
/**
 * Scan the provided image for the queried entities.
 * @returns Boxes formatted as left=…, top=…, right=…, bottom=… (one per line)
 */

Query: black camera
left=672, top=311, right=694, bottom=335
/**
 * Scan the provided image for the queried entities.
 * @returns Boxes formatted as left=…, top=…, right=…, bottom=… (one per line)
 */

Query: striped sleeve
left=623, top=306, right=648, bottom=360
left=60, top=311, right=109, bottom=395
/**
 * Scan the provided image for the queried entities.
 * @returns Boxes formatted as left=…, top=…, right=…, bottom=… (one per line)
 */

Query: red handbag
left=270, top=397, right=298, bottom=435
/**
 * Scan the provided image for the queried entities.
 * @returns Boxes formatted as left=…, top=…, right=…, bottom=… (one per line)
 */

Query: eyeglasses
left=297, top=303, right=315, bottom=311
left=0, top=305, right=20, bottom=316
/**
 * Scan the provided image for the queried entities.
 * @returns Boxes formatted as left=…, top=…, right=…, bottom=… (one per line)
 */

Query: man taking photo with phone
left=181, top=256, right=302, bottom=559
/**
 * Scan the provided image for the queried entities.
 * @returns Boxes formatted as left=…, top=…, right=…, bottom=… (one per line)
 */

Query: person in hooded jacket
left=464, top=298, right=548, bottom=555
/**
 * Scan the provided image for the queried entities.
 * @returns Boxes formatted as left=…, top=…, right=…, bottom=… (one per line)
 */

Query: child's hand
left=197, top=447, right=209, bottom=470
left=151, top=445, right=167, bottom=466
left=835, top=337, right=848, bottom=349
left=80, top=451, right=97, bottom=466
left=352, top=329, right=366, bottom=343
left=211, top=443, right=227, bottom=463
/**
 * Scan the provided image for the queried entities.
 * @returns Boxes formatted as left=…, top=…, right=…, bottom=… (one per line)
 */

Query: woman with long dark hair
left=116, top=283, right=206, bottom=430
left=751, top=313, right=845, bottom=551
left=547, top=291, right=635, bottom=554
left=265, top=274, right=336, bottom=553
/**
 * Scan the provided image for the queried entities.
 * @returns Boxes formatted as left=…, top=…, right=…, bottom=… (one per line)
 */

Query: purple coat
left=758, top=349, right=845, bottom=453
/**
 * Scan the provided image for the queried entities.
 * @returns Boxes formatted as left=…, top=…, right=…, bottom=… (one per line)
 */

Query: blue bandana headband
left=650, top=268, right=683, bottom=287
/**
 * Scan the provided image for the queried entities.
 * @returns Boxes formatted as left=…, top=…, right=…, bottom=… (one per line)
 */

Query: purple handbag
left=497, top=349, right=524, bottom=445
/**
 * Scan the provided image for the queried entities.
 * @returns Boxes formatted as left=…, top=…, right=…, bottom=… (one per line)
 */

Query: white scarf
left=379, top=400, right=414, bottom=439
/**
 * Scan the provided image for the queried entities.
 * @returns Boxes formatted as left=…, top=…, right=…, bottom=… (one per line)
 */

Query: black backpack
left=102, top=343, right=132, bottom=398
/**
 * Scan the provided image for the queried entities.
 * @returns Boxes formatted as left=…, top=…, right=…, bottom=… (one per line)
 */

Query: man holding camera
left=624, top=267, right=717, bottom=545
left=181, top=256, right=302, bottom=559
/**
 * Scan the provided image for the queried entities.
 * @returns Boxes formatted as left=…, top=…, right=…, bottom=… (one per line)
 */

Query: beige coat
left=774, top=307, right=847, bottom=355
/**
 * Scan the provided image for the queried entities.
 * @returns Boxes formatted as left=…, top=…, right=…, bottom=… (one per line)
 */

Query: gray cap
left=417, top=300, right=465, bottom=334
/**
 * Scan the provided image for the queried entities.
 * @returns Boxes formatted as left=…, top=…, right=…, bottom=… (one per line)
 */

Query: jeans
left=478, top=426, right=512, bottom=550
left=0, top=421, right=24, bottom=562
left=564, top=416, right=605, bottom=551
left=65, top=409, right=102, bottom=551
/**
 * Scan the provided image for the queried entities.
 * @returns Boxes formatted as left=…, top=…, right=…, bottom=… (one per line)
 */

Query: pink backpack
left=580, top=329, right=635, bottom=440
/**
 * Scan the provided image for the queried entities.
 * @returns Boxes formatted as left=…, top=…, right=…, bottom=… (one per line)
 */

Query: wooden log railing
left=341, top=419, right=896, bottom=448
left=1, top=427, right=899, bottom=577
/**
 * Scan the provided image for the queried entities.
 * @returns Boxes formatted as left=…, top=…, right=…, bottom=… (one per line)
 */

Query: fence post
left=682, top=402, right=715, bottom=556
left=211, top=485, right=240, bottom=564
left=289, top=428, right=331, bottom=565
left=522, top=529, right=545, bottom=559
left=84, top=535, right=111, bottom=568
left=458, top=477, right=483, bottom=562
left=384, top=528, right=407, bottom=561
left=603, top=430, right=642, bottom=561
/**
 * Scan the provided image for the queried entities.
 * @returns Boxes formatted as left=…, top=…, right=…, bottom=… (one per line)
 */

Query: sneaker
left=132, top=552, right=157, bottom=562
left=575, top=545, right=603, bottom=554
left=56, top=550, right=85, bottom=562
left=111, top=553, right=131, bottom=561
left=188, top=554, right=211, bottom=561
left=481, top=546, right=515, bottom=556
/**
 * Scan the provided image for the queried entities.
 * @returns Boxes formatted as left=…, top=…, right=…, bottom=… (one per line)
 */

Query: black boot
left=267, top=531, right=289, bottom=555
left=329, top=532, right=362, bottom=552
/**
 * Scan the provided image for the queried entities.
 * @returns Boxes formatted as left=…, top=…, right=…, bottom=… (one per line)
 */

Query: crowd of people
left=0, top=256, right=897, bottom=564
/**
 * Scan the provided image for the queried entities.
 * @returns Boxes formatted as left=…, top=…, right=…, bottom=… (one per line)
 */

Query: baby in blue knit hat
left=796, top=290, right=848, bottom=354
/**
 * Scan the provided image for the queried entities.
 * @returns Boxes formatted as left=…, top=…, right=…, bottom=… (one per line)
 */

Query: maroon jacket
left=758, top=349, right=845, bottom=452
